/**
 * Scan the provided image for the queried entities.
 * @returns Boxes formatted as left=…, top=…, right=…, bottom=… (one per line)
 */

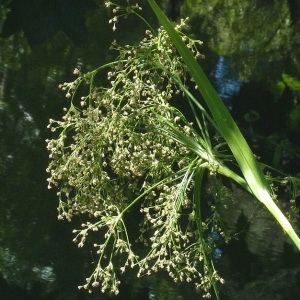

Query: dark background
left=1, top=0, right=300, bottom=299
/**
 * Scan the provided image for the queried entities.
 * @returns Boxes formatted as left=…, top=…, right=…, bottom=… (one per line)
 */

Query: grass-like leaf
left=147, top=0, right=300, bottom=250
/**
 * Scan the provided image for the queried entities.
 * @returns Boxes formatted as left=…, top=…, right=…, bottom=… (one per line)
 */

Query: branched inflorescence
left=46, top=4, right=223, bottom=297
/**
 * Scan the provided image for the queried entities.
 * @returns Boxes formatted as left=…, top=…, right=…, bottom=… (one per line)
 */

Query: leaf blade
left=147, top=0, right=300, bottom=250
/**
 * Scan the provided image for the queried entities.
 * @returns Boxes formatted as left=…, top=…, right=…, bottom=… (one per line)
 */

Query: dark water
left=1, top=0, right=300, bottom=299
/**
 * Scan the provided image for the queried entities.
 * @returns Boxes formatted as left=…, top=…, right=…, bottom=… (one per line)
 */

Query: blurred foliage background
left=1, top=0, right=300, bottom=299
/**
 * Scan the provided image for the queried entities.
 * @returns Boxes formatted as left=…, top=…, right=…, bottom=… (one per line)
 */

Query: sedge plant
left=46, top=1, right=300, bottom=298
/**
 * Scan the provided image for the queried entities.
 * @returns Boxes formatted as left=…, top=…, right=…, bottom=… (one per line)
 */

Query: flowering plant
left=46, top=1, right=300, bottom=298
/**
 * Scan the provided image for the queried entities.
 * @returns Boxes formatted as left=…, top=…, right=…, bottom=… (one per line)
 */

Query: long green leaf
left=147, top=0, right=300, bottom=250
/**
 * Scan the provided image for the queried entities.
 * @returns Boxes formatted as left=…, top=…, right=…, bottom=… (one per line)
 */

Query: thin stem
left=194, top=168, right=220, bottom=300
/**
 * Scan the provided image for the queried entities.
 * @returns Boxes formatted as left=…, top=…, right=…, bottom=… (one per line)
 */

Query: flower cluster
left=105, top=1, right=142, bottom=31
left=46, top=16, right=223, bottom=297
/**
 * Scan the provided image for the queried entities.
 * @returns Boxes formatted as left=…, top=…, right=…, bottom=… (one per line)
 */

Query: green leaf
left=147, top=0, right=300, bottom=250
